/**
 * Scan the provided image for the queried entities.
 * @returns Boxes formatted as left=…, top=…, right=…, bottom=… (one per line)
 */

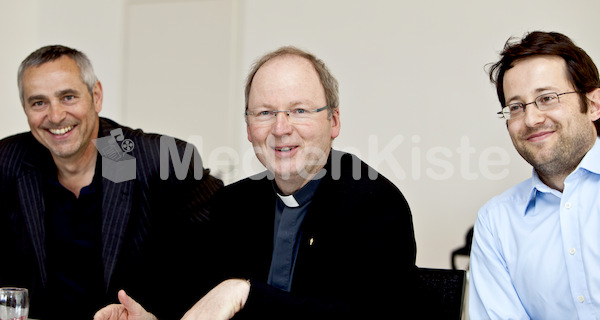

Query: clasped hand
left=93, top=279, right=251, bottom=320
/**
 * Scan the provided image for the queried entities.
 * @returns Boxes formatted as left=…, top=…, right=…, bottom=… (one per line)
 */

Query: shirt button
left=569, top=248, right=576, bottom=255
left=565, top=202, right=572, bottom=209
left=578, top=295, right=585, bottom=303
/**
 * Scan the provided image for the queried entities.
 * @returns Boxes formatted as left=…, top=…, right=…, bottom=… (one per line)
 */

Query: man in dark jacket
left=96, top=46, right=419, bottom=320
left=0, top=45, right=223, bottom=319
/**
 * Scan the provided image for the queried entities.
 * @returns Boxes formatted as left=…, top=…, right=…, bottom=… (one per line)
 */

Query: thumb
left=117, top=290, right=144, bottom=315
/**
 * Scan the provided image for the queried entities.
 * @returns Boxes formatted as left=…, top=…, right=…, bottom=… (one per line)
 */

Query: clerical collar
left=277, top=194, right=300, bottom=207
left=273, top=177, right=322, bottom=208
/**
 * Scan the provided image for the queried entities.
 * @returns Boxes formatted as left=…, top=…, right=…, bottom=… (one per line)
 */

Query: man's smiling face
left=246, top=54, right=340, bottom=192
left=21, top=55, right=102, bottom=161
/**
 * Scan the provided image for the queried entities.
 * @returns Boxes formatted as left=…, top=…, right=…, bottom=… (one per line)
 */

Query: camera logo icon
left=93, top=128, right=136, bottom=183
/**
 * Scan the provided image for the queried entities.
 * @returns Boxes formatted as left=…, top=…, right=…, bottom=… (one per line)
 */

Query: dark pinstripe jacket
left=0, top=117, right=223, bottom=319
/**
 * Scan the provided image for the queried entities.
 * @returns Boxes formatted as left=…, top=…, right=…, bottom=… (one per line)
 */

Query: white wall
left=0, top=0, right=125, bottom=137
left=0, top=0, right=39, bottom=137
left=2, top=0, right=600, bottom=269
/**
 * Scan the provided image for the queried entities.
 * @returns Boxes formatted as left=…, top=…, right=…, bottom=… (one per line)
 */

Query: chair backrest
left=451, top=226, right=474, bottom=270
left=416, top=267, right=466, bottom=320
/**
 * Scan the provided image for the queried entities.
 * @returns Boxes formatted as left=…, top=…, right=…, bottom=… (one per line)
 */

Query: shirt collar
left=277, top=194, right=300, bottom=207
left=273, top=177, right=322, bottom=208
left=525, top=170, right=554, bottom=205
left=577, top=136, right=600, bottom=175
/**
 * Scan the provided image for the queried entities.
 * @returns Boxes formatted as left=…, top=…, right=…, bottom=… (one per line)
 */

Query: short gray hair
left=18, top=45, right=98, bottom=106
left=244, top=46, right=339, bottom=118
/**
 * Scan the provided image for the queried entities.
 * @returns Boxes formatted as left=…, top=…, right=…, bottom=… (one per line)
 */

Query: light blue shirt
left=470, top=137, right=600, bottom=320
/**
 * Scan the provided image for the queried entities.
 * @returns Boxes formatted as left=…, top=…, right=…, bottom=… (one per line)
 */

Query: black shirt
left=268, top=177, right=322, bottom=292
left=41, top=156, right=105, bottom=319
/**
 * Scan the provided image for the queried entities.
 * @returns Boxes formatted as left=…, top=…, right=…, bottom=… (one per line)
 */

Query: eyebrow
left=26, top=94, right=47, bottom=104
left=26, top=89, right=80, bottom=104
left=55, top=88, right=80, bottom=97
left=251, top=100, right=315, bottom=110
left=506, top=87, right=560, bottom=104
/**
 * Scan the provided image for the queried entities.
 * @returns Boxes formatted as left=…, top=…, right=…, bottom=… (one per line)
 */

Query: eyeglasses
left=498, top=91, right=578, bottom=120
left=245, top=105, right=331, bottom=125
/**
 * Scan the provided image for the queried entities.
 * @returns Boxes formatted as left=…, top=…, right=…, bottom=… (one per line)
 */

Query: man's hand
left=181, top=279, right=250, bottom=320
left=93, top=290, right=158, bottom=320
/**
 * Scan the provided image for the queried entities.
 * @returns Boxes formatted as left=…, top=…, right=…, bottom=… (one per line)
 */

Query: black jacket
left=0, top=117, right=223, bottom=319
left=209, top=150, right=418, bottom=319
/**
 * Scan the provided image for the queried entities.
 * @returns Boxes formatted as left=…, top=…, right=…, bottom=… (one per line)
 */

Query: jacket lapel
left=101, top=177, right=134, bottom=291
left=16, top=169, right=47, bottom=286
left=16, top=138, right=56, bottom=287
left=98, top=118, right=135, bottom=291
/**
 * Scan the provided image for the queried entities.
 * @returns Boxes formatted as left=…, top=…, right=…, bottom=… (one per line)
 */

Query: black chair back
left=416, top=268, right=466, bottom=319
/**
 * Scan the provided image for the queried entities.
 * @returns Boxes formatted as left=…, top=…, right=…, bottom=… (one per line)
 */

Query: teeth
left=49, top=126, right=74, bottom=135
left=276, top=147, right=293, bottom=152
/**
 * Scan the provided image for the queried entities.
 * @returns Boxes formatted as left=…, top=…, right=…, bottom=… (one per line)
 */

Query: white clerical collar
left=276, top=193, right=300, bottom=208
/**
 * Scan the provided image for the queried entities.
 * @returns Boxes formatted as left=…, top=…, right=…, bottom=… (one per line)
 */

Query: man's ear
left=247, top=124, right=252, bottom=143
left=92, top=81, right=103, bottom=113
left=330, top=107, right=340, bottom=139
